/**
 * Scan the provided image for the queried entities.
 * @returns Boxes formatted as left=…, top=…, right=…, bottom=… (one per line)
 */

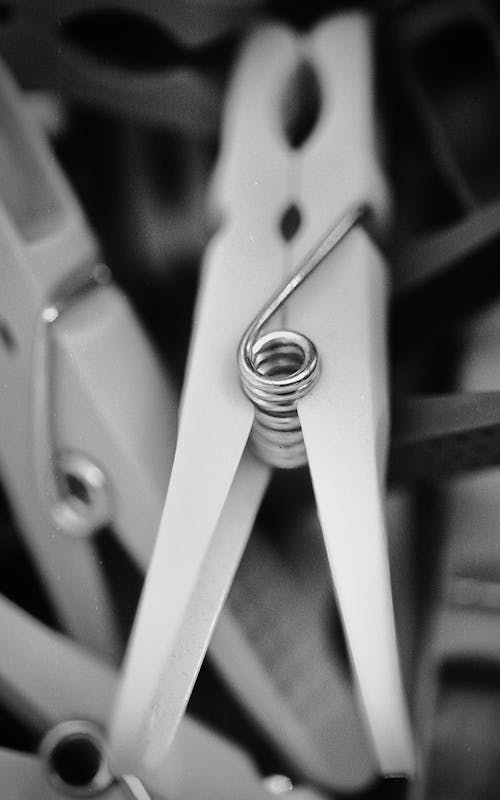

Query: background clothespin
left=0, top=59, right=178, bottom=661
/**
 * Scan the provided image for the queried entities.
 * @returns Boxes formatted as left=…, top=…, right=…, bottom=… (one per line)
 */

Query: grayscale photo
left=0, top=1, right=497, bottom=798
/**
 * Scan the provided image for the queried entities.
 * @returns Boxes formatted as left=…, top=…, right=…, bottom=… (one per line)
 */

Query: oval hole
left=282, top=60, right=322, bottom=150
left=64, top=472, right=91, bottom=506
left=279, top=203, right=302, bottom=241
left=49, top=734, right=102, bottom=789
left=0, top=320, right=17, bottom=354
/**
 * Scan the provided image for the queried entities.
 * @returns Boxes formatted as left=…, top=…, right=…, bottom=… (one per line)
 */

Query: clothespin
left=388, top=0, right=500, bottom=302
left=0, top=50, right=336, bottom=788
left=0, top=58, right=177, bottom=661
left=412, top=302, right=500, bottom=799
left=0, top=591, right=290, bottom=800
left=0, top=0, right=264, bottom=136
left=382, top=0, right=500, bottom=485
left=111, top=11, right=415, bottom=786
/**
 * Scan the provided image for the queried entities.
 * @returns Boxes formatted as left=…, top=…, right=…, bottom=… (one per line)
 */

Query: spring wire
left=238, top=205, right=365, bottom=469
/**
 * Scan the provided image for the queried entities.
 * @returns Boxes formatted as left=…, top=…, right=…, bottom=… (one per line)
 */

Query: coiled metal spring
left=238, top=206, right=364, bottom=469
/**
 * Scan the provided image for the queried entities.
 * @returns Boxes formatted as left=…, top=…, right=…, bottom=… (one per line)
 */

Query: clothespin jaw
left=111, top=10, right=414, bottom=789
left=0, top=57, right=177, bottom=659
left=0, top=591, right=283, bottom=800
left=274, top=15, right=413, bottom=777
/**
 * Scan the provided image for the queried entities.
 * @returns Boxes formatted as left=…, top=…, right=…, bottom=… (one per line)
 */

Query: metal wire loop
left=238, top=205, right=365, bottom=469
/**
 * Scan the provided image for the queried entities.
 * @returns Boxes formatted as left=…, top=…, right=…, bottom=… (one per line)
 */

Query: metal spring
left=238, top=205, right=364, bottom=469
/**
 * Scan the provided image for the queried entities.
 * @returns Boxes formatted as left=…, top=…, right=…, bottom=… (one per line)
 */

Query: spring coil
left=239, top=329, right=319, bottom=468
left=238, top=206, right=364, bottom=469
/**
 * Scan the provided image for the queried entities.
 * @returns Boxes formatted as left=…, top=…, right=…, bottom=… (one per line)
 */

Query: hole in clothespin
left=281, top=60, right=322, bottom=150
left=0, top=320, right=16, bottom=353
left=49, top=734, right=102, bottom=789
left=53, top=454, right=111, bottom=537
left=279, top=203, right=302, bottom=242
left=64, top=473, right=91, bottom=507
left=40, top=720, right=113, bottom=796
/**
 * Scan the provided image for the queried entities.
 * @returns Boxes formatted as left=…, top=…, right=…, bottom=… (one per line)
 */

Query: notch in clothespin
left=111, top=12, right=415, bottom=788
left=0, top=58, right=178, bottom=661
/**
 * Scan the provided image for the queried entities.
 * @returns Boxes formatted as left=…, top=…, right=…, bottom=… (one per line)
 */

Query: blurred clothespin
left=0, top=590, right=292, bottom=800
left=413, top=303, right=500, bottom=800
left=0, top=58, right=177, bottom=661
left=0, top=0, right=265, bottom=136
